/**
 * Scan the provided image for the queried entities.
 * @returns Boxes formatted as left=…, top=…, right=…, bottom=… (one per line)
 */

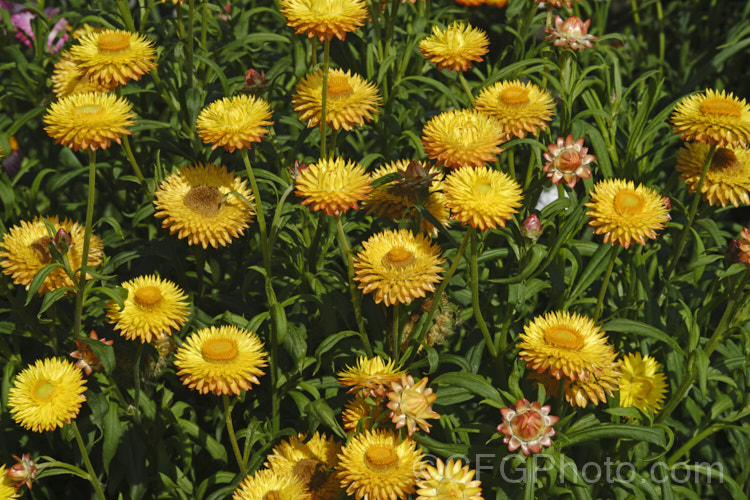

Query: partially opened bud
left=521, top=214, right=543, bottom=241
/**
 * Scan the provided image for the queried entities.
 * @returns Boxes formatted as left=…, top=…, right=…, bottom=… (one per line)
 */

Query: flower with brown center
left=676, top=143, right=750, bottom=207
left=386, top=374, right=440, bottom=436
left=475, top=80, right=555, bottom=139
left=545, top=15, right=597, bottom=51
left=671, top=89, right=750, bottom=148
left=265, top=433, right=342, bottom=500
left=419, top=21, right=489, bottom=72
left=421, top=109, right=505, bottom=169
left=279, top=0, right=368, bottom=42
left=294, top=157, right=372, bottom=216
left=542, top=135, right=595, bottom=188
left=497, top=398, right=559, bottom=455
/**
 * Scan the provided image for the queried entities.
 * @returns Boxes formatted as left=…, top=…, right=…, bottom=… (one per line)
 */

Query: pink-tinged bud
left=8, top=453, right=37, bottom=490
left=497, top=398, right=559, bottom=456
left=289, top=159, right=309, bottom=180
left=545, top=15, right=597, bottom=51
left=521, top=214, right=543, bottom=241
left=53, top=227, right=73, bottom=253
left=244, top=69, right=269, bottom=95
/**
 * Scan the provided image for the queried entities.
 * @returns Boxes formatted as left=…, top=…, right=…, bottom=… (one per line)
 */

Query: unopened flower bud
left=53, top=227, right=73, bottom=253
left=8, top=453, right=37, bottom=490
left=244, top=69, right=269, bottom=95
left=521, top=214, right=543, bottom=241
left=289, top=159, right=309, bottom=180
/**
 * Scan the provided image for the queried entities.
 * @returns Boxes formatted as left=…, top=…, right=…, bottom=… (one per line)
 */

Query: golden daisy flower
left=363, top=160, right=449, bottom=236
left=294, top=157, right=372, bottom=216
left=51, top=51, right=110, bottom=98
left=738, top=227, right=750, bottom=266
left=265, top=432, right=342, bottom=500
left=676, top=143, right=750, bottom=207
left=196, top=95, right=273, bottom=153
left=342, top=394, right=381, bottom=432
left=585, top=179, right=670, bottom=248
left=475, top=80, right=554, bottom=139
left=174, top=325, right=268, bottom=396
left=70, top=29, right=156, bottom=87
left=233, top=469, right=311, bottom=500
left=280, top=0, right=367, bottom=42
left=671, top=89, right=750, bottom=148
left=338, top=356, right=404, bottom=397
left=44, top=92, right=135, bottom=151
left=8, top=358, right=87, bottom=432
left=443, top=165, right=523, bottom=231
left=419, top=21, right=489, bottom=72
left=416, top=458, right=483, bottom=500
left=422, top=109, right=504, bottom=169
left=337, top=429, right=424, bottom=500
left=564, top=351, right=621, bottom=408
left=386, top=374, right=440, bottom=436
left=153, top=163, right=255, bottom=249
left=0, top=216, right=103, bottom=295
left=293, top=68, right=380, bottom=131
left=619, top=352, right=668, bottom=412
left=518, top=311, right=613, bottom=382
left=354, top=229, right=446, bottom=306
left=106, top=275, right=190, bottom=343
left=0, top=465, right=21, bottom=499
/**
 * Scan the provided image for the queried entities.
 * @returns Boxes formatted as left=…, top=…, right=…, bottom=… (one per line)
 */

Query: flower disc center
left=32, top=380, right=56, bottom=402
left=98, top=32, right=131, bottom=52
left=383, top=247, right=415, bottom=269
left=613, top=189, right=645, bottom=216
left=202, top=338, right=239, bottom=363
left=134, top=286, right=163, bottom=307
left=544, top=325, right=584, bottom=349
left=75, top=105, right=104, bottom=116
left=712, top=148, right=740, bottom=173
left=500, top=87, right=530, bottom=106
left=327, top=75, right=353, bottom=98
left=262, top=491, right=281, bottom=500
left=473, top=181, right=493, bottom=196
left=30, top=236, right=53, bottom=264
left=364, top=446, right=399, bottom=471
left=184, top=185, right=223, bottom=217
left=292, top=458, right=327, bottom=491
left=699, top=97, right=742, bottom=117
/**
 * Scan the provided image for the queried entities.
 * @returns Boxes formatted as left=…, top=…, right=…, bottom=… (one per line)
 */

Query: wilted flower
left=521, top=214, right=543, bottom=241
left=69, top=330, right=114, bottom=376
left=7, top=454, right=37, bottom=490
left=497, top=398, right=559, bottom=455
left=545, top=16, right=597, bottom=51
left=386, top=374, right=440, bottom=435
left=542, top=135, right=595, bottom=188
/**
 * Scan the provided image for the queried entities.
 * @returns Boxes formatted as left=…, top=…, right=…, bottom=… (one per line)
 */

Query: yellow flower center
left=202, top=337, right=239, bottom=363
left=262, top=492, right=281, bottom=500
left=184, top=185, right=223, bottom=217
left=544, top=325, right=584, bottom=349
left=500, top=87, right=530, bottom=106
left=327, top=75, right=353, bottom=99
left=711, top=148, right=740, bottom=173
left=613, top=189, right=645, bottom=216
left=445, top=29, right=466, bottom=48
left=292, top=458, right=327, bottom=491
left=699, top=97, right=742, bottom=117
left=629, top=375, right=654, bottom=398
left=98, top=32, right=131, bottom=52
left=383, top=247, right=415, bottom=269
left=134, top=286, right=163, bottom=307
left=364, top=446, right=399, bottom=471
left=473, top=180, right=493, bottom=196
left=437, top=481, right=467, bottom=498
left=30, top=236, right=53, bottom=264
left=75, top=105, right=104, bottom=116
left=32, top=380, right=56, bottom=402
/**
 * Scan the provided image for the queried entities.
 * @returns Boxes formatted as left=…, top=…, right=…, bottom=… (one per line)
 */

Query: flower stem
left=392, top=302, right=400, bottom=364
left=506, top=147, right=515, bottom=179
left=458, top=72, right=475, bottom=106
left=524, top=453, right=536, bottom=500
left=320, top=39, right=331, bottom=159
left=223, top=394, right=247, bottom=477
left=593, top=244, right=620, bottom=322
left=121, top=135, right=150, bottom=196
left=132, top=342, right=144, bottom=424
left=73, top=150, right=97, bottom=340
left=186, top=0, right=195, bottom=90
left=71, top=421, right=106, bottom=500
left=470, top=228, right=498, bottom=358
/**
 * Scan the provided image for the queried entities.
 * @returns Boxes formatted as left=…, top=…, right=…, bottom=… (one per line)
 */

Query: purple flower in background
left=2, top=137, right=22, bottom=178
left=1, top=1, right=68, bottom=52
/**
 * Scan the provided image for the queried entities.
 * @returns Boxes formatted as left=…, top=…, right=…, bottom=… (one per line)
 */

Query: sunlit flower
left=342, top=394, right=380, bottom=432
left=676, top=143, right=750, bottom=207
left=542, top=135, right=595, bottom=188
left=564, top=351, right=621, bottom=408
left=545, top=16, right=597, bottom=51
left=671, top=89, right=750, bottom=148
left=294, top=157, right=372, bottom=216
left=69, top=330, right=114, bottom=375
left=338, top=356, right=404, bottom=397
left=70, top=29, right=156, bottom=87
left=416, top=458, right=483, bottom=500
left=196, top=95, right=273, bottom=153
left=6, top=453, right=37, bottom=491
left=419, top=21, right=489, bottom=72
left=386, top=374, right=440, bottom=436
left=232, top=469, right=311, bottom=500
left=354, top=229, right=445, bottom=306
left=422, top=109, right=504, bottom=169
left=585, top=179, right=670, bottom=248
left=619, top=352, right=668, bottom=413
left=497, top=398, right=559, bottom=456
left=279, top=0, right=368, bottom=42
left=475, top=80, right=555, bottom=139
left=51, top=51, right=110, bottom=98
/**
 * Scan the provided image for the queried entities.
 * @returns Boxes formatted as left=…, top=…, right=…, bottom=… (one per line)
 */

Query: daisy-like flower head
left=69, top=330, right=114, bottom=375
left=676, top=143, right=750, bottom=207
left=232, top=468, right=311, bottom=500
left=265, top=432, right=342, bottom=500
left=443, top=165, right=523, bottom=231
left=0, top=216, right=103, bottom=295
left=0, top=466, right=20, bottom=499
left=153, top=163, right=255, bottom=248
left=338, top=356, right=404, bottom=397
left=416, top=458, right=483, bottom=500
left=337, top=429, right=424, bottom=500
left=475, top=80, right=555, bottom=140
left=70, top=29, right=156, bottom=87
left=737, top=228, right=750, bottom=266
left=497, top=398, right=559, bottom=456
left=280, top=0, right=368, bottom=42
left=363, top=160, right=449, bottom=236
left=8, top=358, right=87, bottom=432
left=174, top=325, right=268, bottom=396
left=585, top=179, right=671, bottom=248
left=545, top=16, right=597, bottom=51
left=44, top=92, right=135, bottom=151
left=52, top=51, right=110, bottom=98
left=196, top=95, right=273, bottom=153
left=106, top=275, right=190, bottom=343
left=518, top=311, right=613, bottom=382
left=6, top=453, right=37, bottom=491
left=564, top=351, right=621, bottom=408
left=342, top=393, right=380, bottom=432
left=419, top=21, right=489, bottom=72
left=386, top=374, right=440, bottom=436
left=422, top=109, right=504, bottom=169
left=671, top=89, right=750, bottom=148
left=542, top=135, right=596, bottom=188
left=293, top=69, right=380, bottom=131
left=354, top=229, right=446, bottom=306
left=619, top=352, right=668, bottom=413
left=294, top=157, right=372, bottom=216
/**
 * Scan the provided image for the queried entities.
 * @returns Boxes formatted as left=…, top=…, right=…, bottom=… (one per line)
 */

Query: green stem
left=506, top=148, right=515, bottom=179
left=593, top=244, right=620, bottom=322
left=524, top=453, right=536, bottom=500
left=320, top=39, right=331, bottom=159
left=330, top=127, right=339, bottom=157
left=458, top=72, right=475, bottom=106
left=121, top=135, right=150, bottom=196
left=392, top=302, right=400, bottom=364
left=116, top=0, right=136, bottom=32
left=223, top=394, right=247, bottom=477
left=241, top=149, right=271, bottom=275
left=200, top=0, right=208, bottom=75
left=71, top=421, right=106, bottom=500
left=186, top=0, right=195, bottom=90
left=73, top=150, right=97, bottom=339
left=666, top=423, right=721, bottom=468
left=132, top=343, right=143, bottom=424
left=470, top=228, right=498, bottom=358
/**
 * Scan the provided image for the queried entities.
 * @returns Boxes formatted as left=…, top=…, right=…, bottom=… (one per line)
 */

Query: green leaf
left=603, top=319, right=684, bottom=357
left=306, top=399, right=346, bottom=438
left=270, top=302, right=288, bottom=345
left=558, top=424, right=667, bottom=449
left=102, top=402, right=123, bottom=473
left=694, top=349, right=709, bottom=398
left=25, top=263, right=64, bottom=304
left=432, top=372, right=506, bottom=405
left=78, top=334, right=116, bottom=374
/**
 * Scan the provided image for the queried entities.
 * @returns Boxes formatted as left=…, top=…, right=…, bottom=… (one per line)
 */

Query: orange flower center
left=544, top=325, right=584, bottom=349
left=473, top=180, right=493, bottom=196
left=327, top=75, right=353, bottom=98
left=292, top=458, right=327, bottom=491
left=262, top=492, right=281, bottom=500
left=500, top=87, right=530, bottom=106
left=510, top=410, right=544, bottom=441
left=134, top=286, right=163, bottom=307
left=383, top=247, right=415, bottom=269
left=30, top=236, right=53, bottom=264
left=699, top=97, right=742, bottom=117
left=98, top=32, right=131, bottom=52
left=613, top=189, right=645, bottom=216
left=32, top=380, right=56, bottom=402
left=202, top=337, right=239, bottom=363
left=364, top=446, right=399, bottom=471
left=711, top=148, right=740, bottom=173
left=184, top=185, right=223, bottom=217
left=75, top=105, right=104, bottom=116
